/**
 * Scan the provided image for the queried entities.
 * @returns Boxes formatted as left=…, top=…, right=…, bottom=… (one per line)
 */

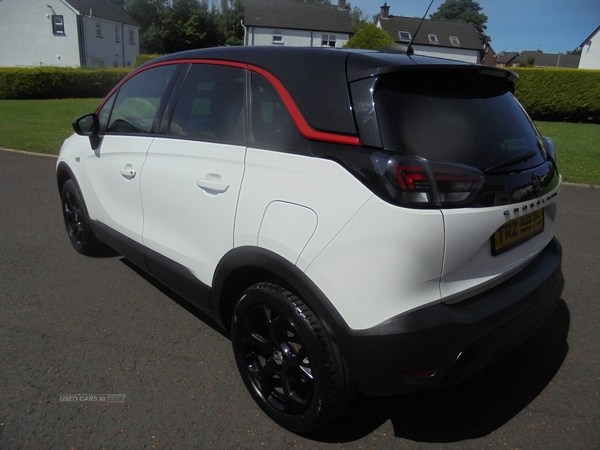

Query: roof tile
left=379, top=16, right=482, bottom=51
left=65, top=0, right=139, bottom=27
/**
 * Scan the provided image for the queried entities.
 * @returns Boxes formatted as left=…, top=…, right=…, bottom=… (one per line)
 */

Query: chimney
left=338, top=0, right=347, bottom=9
left=380, top=2, right=390, bottom=19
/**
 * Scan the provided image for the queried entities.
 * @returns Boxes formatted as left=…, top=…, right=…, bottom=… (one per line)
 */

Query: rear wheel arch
left=212, top=246, right=347, bottom=336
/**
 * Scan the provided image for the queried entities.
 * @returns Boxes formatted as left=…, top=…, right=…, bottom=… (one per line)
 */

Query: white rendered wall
left=579, top=33, right=600, bottom=70
left=0, top=0, right=81, bottom=67
left=81, top=16, right=139, bottom=68
left=0, top=0, right=139, bottom=68
left=246, top=27, right=349, bottom=48
left=411, top=44, right=480, bottom=64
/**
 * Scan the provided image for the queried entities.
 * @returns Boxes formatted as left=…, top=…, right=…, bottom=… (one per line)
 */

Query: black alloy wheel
left=231, top=283, right=353, bottom=432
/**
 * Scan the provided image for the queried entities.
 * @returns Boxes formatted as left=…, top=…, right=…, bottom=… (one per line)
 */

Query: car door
left=140, top=63, right=247, bottom=309
left=80, top=64, right=179, bottom=264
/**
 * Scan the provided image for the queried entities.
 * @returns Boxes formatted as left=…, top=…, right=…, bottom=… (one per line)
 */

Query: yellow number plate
left=492, top=209, right=544, bottom=255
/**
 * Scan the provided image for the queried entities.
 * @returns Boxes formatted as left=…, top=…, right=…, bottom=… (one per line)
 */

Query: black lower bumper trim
left=336, top=237, right=564, bottom=397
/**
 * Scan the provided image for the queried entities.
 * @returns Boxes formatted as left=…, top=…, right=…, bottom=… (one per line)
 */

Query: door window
left=168, top=64, right=246, bottom=145
left=99, top=64, right=178, bottom=134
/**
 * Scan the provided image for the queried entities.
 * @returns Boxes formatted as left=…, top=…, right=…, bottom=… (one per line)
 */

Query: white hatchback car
left=57, top=46, right=564, bottom=432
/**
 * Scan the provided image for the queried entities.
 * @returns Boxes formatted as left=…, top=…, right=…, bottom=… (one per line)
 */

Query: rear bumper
left=337, top=237, right=564, bottom=397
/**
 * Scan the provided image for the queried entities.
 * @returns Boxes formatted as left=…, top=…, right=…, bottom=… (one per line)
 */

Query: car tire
left=231, top=282, right=353, bottom=432
left=60, top=179, right=103, bottom=256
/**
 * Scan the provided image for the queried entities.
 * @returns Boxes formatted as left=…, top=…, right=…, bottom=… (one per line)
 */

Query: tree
left=125, top=0, right=169, bottom=52
left=216, top=0, right=245, bottom=46
left=158, top=0, right=211, bottom=53
left=345, top=24, right=394, bottom=50
left=430, top=0, right=490, bottom=43
left=349, top=5, right=370, bottom=33
left=126, top=0, right=221, bottom=53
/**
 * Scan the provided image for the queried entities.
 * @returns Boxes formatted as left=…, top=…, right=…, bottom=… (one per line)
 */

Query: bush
left=0, top=67, right=130, bottom=100
left=135, top=54, right=163, bottom=67
left=345, top=24, right=394, bottom=50
left=513, top=68, right=600, bottom=124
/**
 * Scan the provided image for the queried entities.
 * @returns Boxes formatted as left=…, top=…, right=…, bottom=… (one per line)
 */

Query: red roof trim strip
left=98, top=58, right=361, bottom=147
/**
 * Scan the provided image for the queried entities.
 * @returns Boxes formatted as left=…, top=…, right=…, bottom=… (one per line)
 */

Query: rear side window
left=168, top=64, right=245, bottom=144
left=374, top=70, right=545, bottom=172
left=102, top=64, right=177, bottom=134
left=250, top=73, right=308, bottom=153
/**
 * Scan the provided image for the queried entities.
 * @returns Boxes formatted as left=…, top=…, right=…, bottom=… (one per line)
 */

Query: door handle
left=120, top=165, right=136, bottom=179
left=196, top=178, right=229, bottom=194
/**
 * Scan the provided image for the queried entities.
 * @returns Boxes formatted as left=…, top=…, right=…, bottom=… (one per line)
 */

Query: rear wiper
left=485, top=150, right=537, bottom=173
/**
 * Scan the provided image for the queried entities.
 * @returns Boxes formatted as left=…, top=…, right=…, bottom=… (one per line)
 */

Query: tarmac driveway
left=0, top=148, right=598, bottom=448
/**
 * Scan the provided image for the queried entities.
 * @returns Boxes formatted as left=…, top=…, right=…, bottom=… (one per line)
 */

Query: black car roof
left=144, top=47, right=508, bottom=137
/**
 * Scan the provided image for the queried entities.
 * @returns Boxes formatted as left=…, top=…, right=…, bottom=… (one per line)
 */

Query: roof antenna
left=407, top=0, right=436, bottom=56
left=379, top=0, right=435, bottom=55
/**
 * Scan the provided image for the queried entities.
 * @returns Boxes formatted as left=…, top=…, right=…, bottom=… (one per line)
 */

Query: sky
left=348, top=0, right=600, bottom=54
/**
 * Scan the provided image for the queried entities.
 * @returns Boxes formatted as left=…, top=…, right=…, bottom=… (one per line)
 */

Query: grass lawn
left=1, top=99, right=599, bottom=186
left=535, top=121, right=600, bottom=186
left=0, top=99, right=101, bottom=155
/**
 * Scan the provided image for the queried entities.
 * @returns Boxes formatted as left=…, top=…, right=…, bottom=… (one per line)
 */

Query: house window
left=272, top=30, right=283, bottom=44
left=322, top=34, right=336, bottom=48
left=95, top=22, right=102, bottom=38
left=398, top=31, right=411, bottom=41
left=450, top=36, right=460, bottom=45
left=52, top=15, right=65, bottom=35
left=128, top=29, right=136, bottom=44
left=428, top=34, right=438, bottom=43
left=115, top=26, right=121, bottom=42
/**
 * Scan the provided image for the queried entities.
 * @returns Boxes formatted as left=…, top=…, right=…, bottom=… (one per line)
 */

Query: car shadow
left=306, top=299, right=570, bottom=443
left=115, top=256, right=569, bottom=443
left=93, top=245, right=121, bottom=258
left=118, top=258, right=229, bottom=339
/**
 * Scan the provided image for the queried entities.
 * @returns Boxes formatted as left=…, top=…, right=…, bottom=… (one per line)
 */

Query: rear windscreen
left=374, top=70, right=545, bottom=172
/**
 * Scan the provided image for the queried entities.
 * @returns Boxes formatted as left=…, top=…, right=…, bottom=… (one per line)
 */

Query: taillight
left=371, top=153, right=485, bottom=208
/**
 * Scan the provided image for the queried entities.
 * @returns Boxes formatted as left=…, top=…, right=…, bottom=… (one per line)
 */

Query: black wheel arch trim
left=211, top=246, right=350, bottom=336
left=56, top=161, right=78, bottom=195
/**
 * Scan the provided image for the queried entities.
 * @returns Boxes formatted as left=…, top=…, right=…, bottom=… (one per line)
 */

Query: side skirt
left=90, top=220, right=212, bottom=312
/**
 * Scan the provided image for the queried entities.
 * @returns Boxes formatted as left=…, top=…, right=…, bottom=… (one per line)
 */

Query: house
left=498, top=50, right=580, bottom=69
left=481, top=43, right=498, bottom=67
left=496, top=51, right=520, bottom=67
left=515, top=50, right=579, bottom=68
left=0, top=0, right=140, bottom=68
left=244, top=0, right=353, bottom=48
left=579, top=26, right=600, bottom=69
left=376, top=2, right=484, bottom=64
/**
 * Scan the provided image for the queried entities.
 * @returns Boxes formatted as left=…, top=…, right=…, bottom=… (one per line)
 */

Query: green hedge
left=134, top=54, right=162, bottom=67
left=513, top=68, right=600, bottom=124
left=2, top=63, right=599, bottom=124
left=0, top=67, right=130, bottom=100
